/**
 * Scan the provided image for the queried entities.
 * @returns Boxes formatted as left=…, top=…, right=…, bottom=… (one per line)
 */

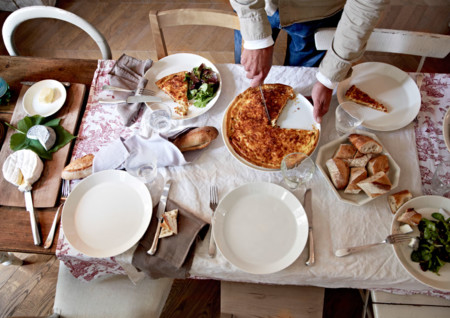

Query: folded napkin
left=132, top=200, right=209, bottom=279
left=109, top=54, right=153, bottom=126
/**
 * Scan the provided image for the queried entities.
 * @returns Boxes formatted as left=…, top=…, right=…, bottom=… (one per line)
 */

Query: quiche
left=155, top=71, right=189, bottom=116
left=345, top=85, right=388, bottom=113
left=225, top=84, right=320, bottom=169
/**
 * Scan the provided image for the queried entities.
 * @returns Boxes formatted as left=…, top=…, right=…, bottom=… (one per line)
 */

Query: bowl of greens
left=391, top=195, right=450, bottom=291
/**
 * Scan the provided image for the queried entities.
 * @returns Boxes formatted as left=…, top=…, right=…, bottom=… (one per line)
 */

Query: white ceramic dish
left=222, top=93, right=321, bottom=171
left=22, top=79, right=67, bottom=117
left=391, top=195, right=450, bottom=291
left=62, top=170, right=152, bottom=258
left=315, top=130, right=400, bottom=206
left=443, top=107, right=450, bottom=152
left=144, top=53, right=221, bottom=120
left=213, top=182, right=308, bottom=274
left=337, top=62, right=421, bottom=131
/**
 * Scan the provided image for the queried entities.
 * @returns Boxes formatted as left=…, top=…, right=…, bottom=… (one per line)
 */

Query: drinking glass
left=335, top=102, right=364, bottom=136
left=281, top=152, right=315, bottom=190
left=147, top=103, right=172, bottom=134
left=431, top=160, right=450, bottom=196
left=124, top=149, right=158, bottom=184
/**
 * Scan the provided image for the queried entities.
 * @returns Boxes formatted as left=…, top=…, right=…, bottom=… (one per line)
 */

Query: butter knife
left=21, top=81, right=71, bottom=87
left=259, top=85, right=272, bottom=124
left=303, top=188, right=314, bottom=266
left=98, top=95, right=162, bottom=104
left=147, top=181, right=171, bottom=255
left=24, top=191, right=41, bottom=246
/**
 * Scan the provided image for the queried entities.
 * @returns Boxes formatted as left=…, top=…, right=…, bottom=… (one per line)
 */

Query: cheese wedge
left=27, top=125, right=56, bottom=151
left=2, top=149, right=44, bottom=192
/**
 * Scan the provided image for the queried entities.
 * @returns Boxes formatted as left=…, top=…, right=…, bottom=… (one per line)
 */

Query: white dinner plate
left=391, top=195, right=450, bottom=291
left=443, top=107, right=450, bottom=152
left=22, top=79, right=67, bottom=117
left=62, top=170, right=152, bottom=258
left=144, top=53, right=221, bottom=120
left=213, top=182, right=308, bottom=274
left=222, top=93, right=321, bottom=171
left=337, top=62, right=421, bottom=131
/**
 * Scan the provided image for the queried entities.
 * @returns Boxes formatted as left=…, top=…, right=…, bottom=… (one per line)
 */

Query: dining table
left=1, top=55, right=449, bottom=299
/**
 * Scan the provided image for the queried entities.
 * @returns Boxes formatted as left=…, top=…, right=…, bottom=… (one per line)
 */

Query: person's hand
left=311, top=81, right=333, bottom=123
left=241, top=46, right=274, bottom=87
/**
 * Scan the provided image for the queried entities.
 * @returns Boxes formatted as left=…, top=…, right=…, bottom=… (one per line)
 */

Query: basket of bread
left=316, top=130, right=400, bottom=206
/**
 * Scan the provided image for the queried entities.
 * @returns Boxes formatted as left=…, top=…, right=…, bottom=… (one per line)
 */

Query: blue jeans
left=234, top=10, right=342, bottom=66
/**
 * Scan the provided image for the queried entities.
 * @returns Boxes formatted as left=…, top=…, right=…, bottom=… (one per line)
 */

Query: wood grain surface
left=0, top=83, right=86, bottom=208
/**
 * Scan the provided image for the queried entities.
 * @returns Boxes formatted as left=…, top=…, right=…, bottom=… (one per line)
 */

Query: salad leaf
left=6, top=115, right=75, bottom=160
left=185, top=63, right=219, bottom=108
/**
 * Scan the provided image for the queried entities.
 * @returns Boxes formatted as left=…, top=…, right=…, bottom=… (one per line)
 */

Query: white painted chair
left=2, top=6, right=112, bottom=59
left=51, top=262, right=173, bottom=318
left=370, top=290, right=450, bottom=318
left=314, top=28, right=450, bottom=72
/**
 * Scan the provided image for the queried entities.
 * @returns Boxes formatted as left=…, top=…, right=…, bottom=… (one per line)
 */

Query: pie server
left=98, top=95, right=162, bottom=104
left=24, top=190, right=41, bottom=246
left=259, top=85, right=271, bottom=124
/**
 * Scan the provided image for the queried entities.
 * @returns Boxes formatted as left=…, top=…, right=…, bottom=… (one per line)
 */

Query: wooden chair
left=314, top=28, right=450, bottom=72
left=2, top=6, right=112, bottom=59
left=149, top=8, right=240, bottom=60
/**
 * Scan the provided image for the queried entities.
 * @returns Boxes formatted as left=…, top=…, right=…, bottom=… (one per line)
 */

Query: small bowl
left=315, top=130, right=400, bottom=206
left=22, top=79, right=67, bottom=117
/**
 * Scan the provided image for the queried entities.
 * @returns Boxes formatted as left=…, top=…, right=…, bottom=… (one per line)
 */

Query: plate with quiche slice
left=222, top=84, right=321, bottom=171
left=337, top=62, right=421, bottom=131
left=144, top=53, right=221, bottom=120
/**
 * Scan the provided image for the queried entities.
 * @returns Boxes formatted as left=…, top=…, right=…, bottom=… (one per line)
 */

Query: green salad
left=410, top=211, right=450, bottom=275
left=185, top=64, right=219, bottom=108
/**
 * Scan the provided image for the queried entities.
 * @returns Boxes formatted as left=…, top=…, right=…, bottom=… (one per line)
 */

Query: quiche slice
left=155, top=71, right=189, bottom=116
left=258, top=84, right=295, bottom=126
left=345, top=85, right=388, bottom=113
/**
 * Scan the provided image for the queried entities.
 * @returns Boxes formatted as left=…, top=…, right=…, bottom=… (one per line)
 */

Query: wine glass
left=334, top=101, right=364, bottom=136
left=281, top=152, right=315, bottom=190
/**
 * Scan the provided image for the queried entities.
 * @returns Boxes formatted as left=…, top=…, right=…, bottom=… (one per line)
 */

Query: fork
left=43, top=179, right=70, bottom=249
left=335, top=233, right=412, bottom=257
left=102, top=85, right=156, bottom=96
left=208, top=186, right=218, bottom=257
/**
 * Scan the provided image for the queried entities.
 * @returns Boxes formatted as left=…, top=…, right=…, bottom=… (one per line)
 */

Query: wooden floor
left=0, top=0, right=449, bottom=317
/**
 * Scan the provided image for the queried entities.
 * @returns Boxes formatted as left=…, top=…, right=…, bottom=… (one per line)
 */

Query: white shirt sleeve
left=316, top=71, right=338, bottom=90
left=243, top=36, right=274, bottom=50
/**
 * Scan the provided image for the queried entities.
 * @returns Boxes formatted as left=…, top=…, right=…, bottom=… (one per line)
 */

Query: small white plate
left=22, top=80, right=67, bottom=117
left=213, top=182, right=308, bottom=274
left=62, top=170, right=152, bottom=258
left=443, top=107, right=450, bottom=152
left=144, top=53, right=221, bottom=120
left=337, top=62, right=421, bottom=131
left=315, top=130, right=401, bottom=206
left=391, top=195, right=450, bottom=291
left=222, top=93, right=321, bottom=171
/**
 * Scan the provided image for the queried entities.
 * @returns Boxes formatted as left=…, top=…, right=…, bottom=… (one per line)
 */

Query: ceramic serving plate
left=22, top=79, right=67, bottom=117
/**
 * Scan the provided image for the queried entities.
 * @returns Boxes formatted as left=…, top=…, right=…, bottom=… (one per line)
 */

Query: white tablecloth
left=57, top=61, right=450, bottom=298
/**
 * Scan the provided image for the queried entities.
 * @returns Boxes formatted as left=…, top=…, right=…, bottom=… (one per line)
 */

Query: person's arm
left=230, top=0, right=274, bottom=87
left=313, top=0, right=389, bottom=123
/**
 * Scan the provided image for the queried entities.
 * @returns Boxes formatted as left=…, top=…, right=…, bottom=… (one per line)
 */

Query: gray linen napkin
left=132, top=200, right=209, bottom=279
left=109, top=54, right=153, bottom=126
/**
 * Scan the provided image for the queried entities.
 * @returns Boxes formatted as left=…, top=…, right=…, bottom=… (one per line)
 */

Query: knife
left=147, top=181, right=171, bottom=255
left=24, top=191, right=41, bottom=246
left=259, top=85, right=272, bottom=124
left=21, top=81, right=71, bottom=87
left=98, top=95, right=162, bottom=104
left=303, top=188, right=314, bottom=266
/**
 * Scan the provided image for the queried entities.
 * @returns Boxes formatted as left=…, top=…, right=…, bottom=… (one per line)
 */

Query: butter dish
left=22, top=79, right=67, bottom=117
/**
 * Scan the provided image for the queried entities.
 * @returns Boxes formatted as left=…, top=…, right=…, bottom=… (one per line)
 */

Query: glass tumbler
left=431, top=160, right=450, bottom=196
left=147, top=103, right=172, bottom=134
left=335, top=102, right=364, bottom=136
left=124, top=149, right=158, bottom=184
left=281, top=152, right=315, bottom=190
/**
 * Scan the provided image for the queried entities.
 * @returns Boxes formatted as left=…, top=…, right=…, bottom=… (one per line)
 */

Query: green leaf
left=44, top=118, right=61, bottom=127
left=49, top=125, right=76, bottom=153
left=10, top=133, right=28, bottom=151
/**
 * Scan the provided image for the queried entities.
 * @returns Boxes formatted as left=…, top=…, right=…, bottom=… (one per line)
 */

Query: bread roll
left=61, top=154, right=94, bottom=180
left=348, top=134, right=382, bottom=154
left=172, top=126, right=219, bottom=152
left=344, top=167, right=368, bottom=194
left=398, top=208, right=422, bottom=226
left=388, top=190, right=412, bottom=214
left=367, top=155, right=389, bottom=176
left=334, top=144, right=357, bottom=159
left=344, top=154, right=372, bottom=168
left=357, top=171, right=392, bottom=198
left=326, top=158, right=350, bottom=190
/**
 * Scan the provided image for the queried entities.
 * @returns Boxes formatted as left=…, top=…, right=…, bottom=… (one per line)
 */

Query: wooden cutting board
left=0, top=83, right=86, bottom=208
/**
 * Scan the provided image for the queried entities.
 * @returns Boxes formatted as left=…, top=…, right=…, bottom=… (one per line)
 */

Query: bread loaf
left=348, top=134, right=382, bottom=154
left=344, top=154, right=372, bottom=168
left=367, top=155, right=389, bottom=175
left=398, top=208, right=422, bottom=226
left=172, top=126, right=219, bottom=152
left=61, top=154, right=94, bottom=180
left=159, top=209, right=178, bottom=238
left=334, top=144, right=357, bottom=159
left=344, top=167, right=367, bottom=194
left=326, top=158, right=350, bottom=190
left=388, top=190, right=412, bottom=214
left=357, top=171, right=392, bottom=198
